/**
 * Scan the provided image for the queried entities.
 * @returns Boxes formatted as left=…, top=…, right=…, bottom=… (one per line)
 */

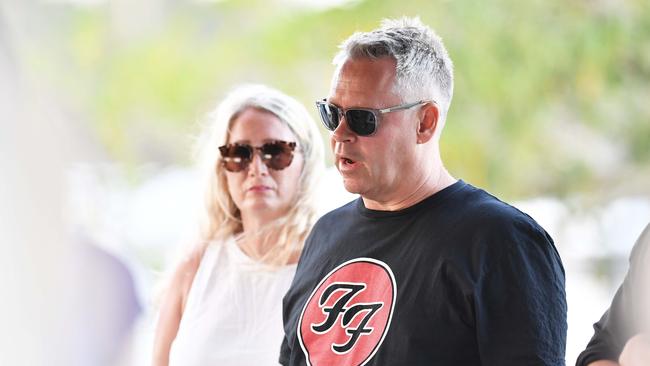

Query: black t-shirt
left=575, top=223, right=650, bottom=366
left=280, top=180, right=567, bottom=366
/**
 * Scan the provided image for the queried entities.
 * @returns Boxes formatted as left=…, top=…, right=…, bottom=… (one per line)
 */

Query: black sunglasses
left=316, top=99, right=430, bottom=136
left=218, top=140, right=297, bottom=172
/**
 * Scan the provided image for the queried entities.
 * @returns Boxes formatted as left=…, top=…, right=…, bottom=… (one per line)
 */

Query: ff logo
left=297, top=258, right=397, bottom=366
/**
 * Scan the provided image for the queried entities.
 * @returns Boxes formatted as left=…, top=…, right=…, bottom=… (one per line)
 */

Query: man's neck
left=362, top=168, right=456, bottom=211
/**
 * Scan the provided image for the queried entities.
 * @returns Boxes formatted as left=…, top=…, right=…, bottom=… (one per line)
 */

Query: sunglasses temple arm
left=378, top=100, right=429, bottom=114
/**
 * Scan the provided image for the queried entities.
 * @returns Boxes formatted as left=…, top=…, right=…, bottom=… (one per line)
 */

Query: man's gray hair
left=333, top=17, right=454, bottom=120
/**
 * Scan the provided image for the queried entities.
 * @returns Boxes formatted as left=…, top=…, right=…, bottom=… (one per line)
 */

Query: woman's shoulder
left=175, top=237, right=230, bottom=274
left=178, top=246, right=205, bottom=280
left=168, top=242, right=214, bottom=310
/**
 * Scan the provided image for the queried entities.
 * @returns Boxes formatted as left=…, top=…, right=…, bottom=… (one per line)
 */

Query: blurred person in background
left=2, top=13, right=142, bottom=365
left=577, top=223, right=650, bottom=366
left=152, top=84, right=324, bottom=366
left=70, top=234, right=142, bottom=366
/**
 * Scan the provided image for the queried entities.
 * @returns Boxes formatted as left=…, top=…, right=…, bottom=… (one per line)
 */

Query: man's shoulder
left=446, top=185, right=562, bottom=283
left=449, top=184, right=550, bottom=242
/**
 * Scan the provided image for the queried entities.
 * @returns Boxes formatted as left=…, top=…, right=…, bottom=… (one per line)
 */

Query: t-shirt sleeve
left=575, top=223, right=650, bottom=366
left=575, top=305, right=627, bottom=366
left=474, top=221, right=567, bottom=366
left=278, top=335, right=290, bottom=365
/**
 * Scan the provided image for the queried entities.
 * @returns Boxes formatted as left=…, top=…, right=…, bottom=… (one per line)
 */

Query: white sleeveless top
left=168, top=237, right=296, bottom=366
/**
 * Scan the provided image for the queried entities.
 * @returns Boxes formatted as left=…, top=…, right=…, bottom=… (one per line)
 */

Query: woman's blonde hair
left=194, top=84, right=324, bottom=266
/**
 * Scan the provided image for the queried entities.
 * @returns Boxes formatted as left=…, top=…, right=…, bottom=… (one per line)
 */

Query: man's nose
left=331, top=114, right=357, bottom=144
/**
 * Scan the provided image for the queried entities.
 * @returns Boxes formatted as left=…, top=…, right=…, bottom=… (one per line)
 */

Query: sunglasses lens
left=219, top=141, right=296, bottom=172
left=346, top=109, right=377, bottom=136
left=261, top=141, right=295, bottom=170
left=317, top=103, right=340, bottom=131
left=219, top=144, right=252, bottom=172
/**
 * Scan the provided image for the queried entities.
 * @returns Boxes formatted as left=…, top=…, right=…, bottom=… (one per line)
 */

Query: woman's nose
left=247, top=151, right=269, bottom=177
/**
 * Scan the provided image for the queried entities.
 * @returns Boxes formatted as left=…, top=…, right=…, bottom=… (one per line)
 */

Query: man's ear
left=416, top=102, right=439, bottom=144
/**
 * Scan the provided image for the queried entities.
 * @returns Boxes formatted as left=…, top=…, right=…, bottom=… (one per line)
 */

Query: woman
left=152, top=84, right=324, bottom=365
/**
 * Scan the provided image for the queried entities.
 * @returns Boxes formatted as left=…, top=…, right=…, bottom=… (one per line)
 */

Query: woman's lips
left=247, top=185, right=272, bottom=193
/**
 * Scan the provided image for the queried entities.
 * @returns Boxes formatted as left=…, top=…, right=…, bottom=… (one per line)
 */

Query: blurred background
left=1, top=0, right=649, bottom=364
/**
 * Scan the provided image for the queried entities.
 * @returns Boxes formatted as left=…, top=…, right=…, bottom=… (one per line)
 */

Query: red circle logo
left=298, top=258, right=397, bottom=366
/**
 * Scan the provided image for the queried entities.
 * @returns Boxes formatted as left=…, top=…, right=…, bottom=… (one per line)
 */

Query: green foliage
left=27, top=0, right=650, bottom=199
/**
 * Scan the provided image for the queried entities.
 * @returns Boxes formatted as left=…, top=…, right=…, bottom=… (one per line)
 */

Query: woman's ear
left=416, top=102, right=439, bottom=144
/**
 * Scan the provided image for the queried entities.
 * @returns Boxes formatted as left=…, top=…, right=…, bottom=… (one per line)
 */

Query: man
left=577, top=223, right=650, bottom=366
left=281, top=17, right=567, bottom=366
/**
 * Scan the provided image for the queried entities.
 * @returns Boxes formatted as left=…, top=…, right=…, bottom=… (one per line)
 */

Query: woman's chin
left=240, top=200, right=289, bottom=221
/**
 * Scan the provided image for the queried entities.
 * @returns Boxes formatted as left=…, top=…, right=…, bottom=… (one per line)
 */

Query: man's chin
left=341, top=178, right=364, bottom=195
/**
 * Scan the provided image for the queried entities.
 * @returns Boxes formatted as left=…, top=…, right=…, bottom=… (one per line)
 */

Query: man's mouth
left=338, top=156, right=359, bottom=171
